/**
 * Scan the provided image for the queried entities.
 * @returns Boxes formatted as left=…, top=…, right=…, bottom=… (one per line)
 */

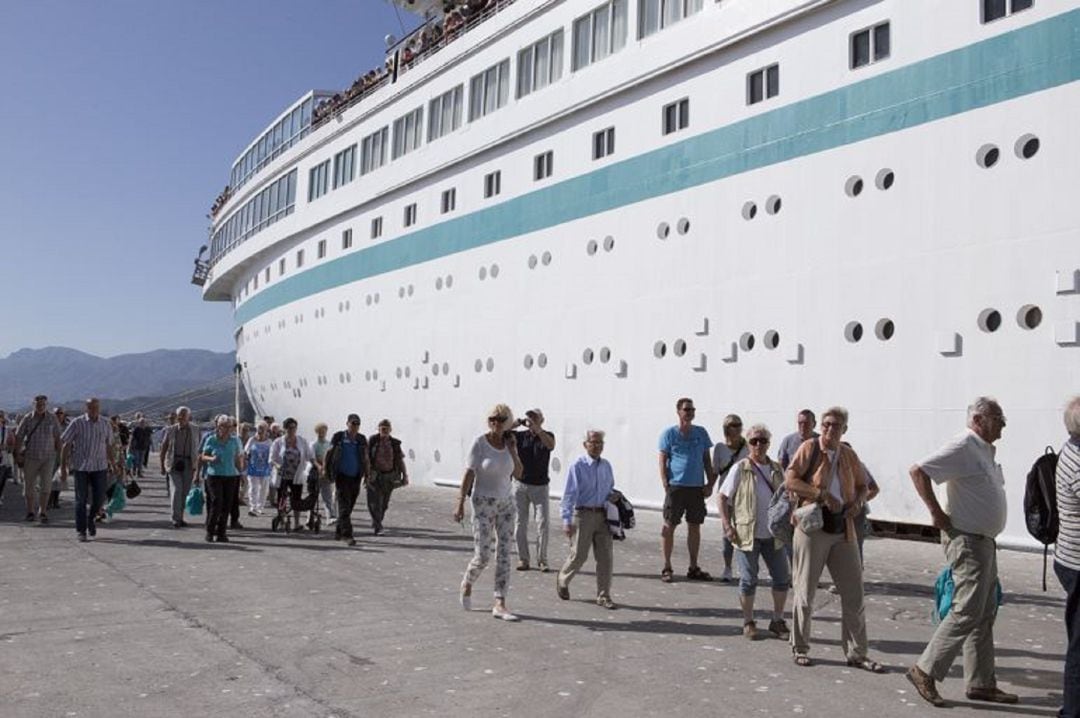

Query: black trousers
left=1057, top=561, right=1080, bottom=718
left=335, top=474, right=361, bottom=539
left=205, top=476, right=238, bottom=539
left=228, top=477, right=241, bottom=524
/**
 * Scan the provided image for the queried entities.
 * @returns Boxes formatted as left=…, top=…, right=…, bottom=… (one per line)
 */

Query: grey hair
left=215, top=414, right=231, bottom=426
left=966, top=396, right=1001, bottom=428
left=1065, top=396, right=1080, bottom=438
left=822, top=406, right=849, bottom=428
left=585, top=429, right=606, bottom=442
left=747, top=423, right=771, bottom=440
left=177, top=406, right=190, bottom=417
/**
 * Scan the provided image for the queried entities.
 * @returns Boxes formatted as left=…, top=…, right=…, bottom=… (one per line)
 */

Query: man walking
left=713, top=414, right=747, bottom=583
left=906, top=397, right=1018, bottom=707
left=59, top=398, right=115, bottom=542
left=658, top=397, right=717, bottom=582
left=328, top=414, right=369, bottom=546
left=557, top=430, right=619, bottom=609
left=159, top=407, right=200, bottom=528
left=129, top=414, right=153, bottom=478
left=777, top=409, right=818, bottom=470
left=366, top=419, right=408, bottom=535
left=15, top=394, right=62, bottom=523
left=0, top=411, right=13, bottom=505
left=1055, top=395, right=1080, bottom=718
left=513, top=408, right=555, bottom=571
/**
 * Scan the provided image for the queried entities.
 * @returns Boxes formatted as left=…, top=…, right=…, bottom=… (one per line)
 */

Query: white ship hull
left=202, top=0, right=1080, bottom=547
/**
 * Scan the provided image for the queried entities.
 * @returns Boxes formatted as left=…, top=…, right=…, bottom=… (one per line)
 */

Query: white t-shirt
left=918, top=431, right=1007, bottom=538
left=824, top=449, right=844, bottom=502
left=720, top=459, right=774, bottom=540
left=467, top=435, right=514, bottom=500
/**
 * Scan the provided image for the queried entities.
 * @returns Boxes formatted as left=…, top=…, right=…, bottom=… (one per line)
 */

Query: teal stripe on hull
left=234, top=9, right=1080, bottom=326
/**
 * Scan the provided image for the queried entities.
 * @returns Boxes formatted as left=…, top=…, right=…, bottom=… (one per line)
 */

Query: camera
left=514, top=418, right=529, bottom=428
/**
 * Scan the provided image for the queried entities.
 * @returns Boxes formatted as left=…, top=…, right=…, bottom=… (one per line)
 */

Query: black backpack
left=1024, top=446, right=1059, bottom=591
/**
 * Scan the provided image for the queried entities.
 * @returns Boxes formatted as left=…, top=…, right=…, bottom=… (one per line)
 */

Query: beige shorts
left=22, top=456, right=55, bottom=494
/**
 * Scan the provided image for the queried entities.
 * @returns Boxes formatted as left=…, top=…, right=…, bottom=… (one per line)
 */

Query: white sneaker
left=720, top=566, right=733, bottom=583
left=492, top=607, right=519, bottom=622
left=460, top=586, right=471, bottom=611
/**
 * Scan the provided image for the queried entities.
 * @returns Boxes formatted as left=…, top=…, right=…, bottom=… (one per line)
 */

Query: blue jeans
left=734, top=538, right=791, bottom=596
left=74, top=470, right=107, bottom=536
left=1056, top=561, right=1080, bottom=718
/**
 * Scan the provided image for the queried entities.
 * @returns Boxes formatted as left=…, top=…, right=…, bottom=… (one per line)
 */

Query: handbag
left=794, top=502, right=824, bottom=533
left=15, top=414, right=47, bottom=469
left=125, top=480, right=142, bottom=499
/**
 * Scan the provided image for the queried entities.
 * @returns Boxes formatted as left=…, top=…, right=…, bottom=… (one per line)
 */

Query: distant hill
left=0, top=347, right=237, bottom=409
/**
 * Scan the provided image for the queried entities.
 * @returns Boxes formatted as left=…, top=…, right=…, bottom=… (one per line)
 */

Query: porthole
left=404, top=367, right=411, bottom=378
left=976, top=144, right=1000, bottom=169
left=365, top=370, right=372, bottom=381
left=875, top=318, right=895, bottom=341
left=763, top=330, right=780, bottom=350
left=742, top=201, right=758, bottom=221
left=599, top=347, right=611, bottom=363
left=1015, top=134, right=1040, bottom=160
left=366, top=295, right=372, bottom=306
left=374, top=292, right=380, bottom=304
left=474, top=359, right=483, bottom=373
left=875, top=169, right=895, bottom=191
left=844, top=321, right=864, bottom=343
left=441, top=362, right=449, bottom=375
left=765, top=195, right=782, bottom=215
left=490, top=264, right=499, bottom=278
left=603, top=235, right=615, bottom=252
left=338, top=302, right=344, bottom=312
left=1017, top=304, right=1042, bottom=330
left=345, top=372, right=352, bottom=382
left=436, top=276, right=444, bottom=290
left=372, top=369, right=378, bottom=380
left=657, top=222, right=671, bottom=240
left=673, top=339, right=687, bottom=357
left=407, top=284, right=414, bottom=296
left=445, top=274, right=454, bottom=288
left=586, top=239, right=598, bottom=256
left=653, top=340, right=667, bottom=358
left=395, top=367, right=403, bottom=379
left=528, top=255, right=538, bottom=269
left=541, top=251, right=552, bottom=266
left=978, top=308, right=1002, bottom=333
left=537, top=353, right=548, bottom=368
left=345, top=301, right=350, bottom=311
left=739, top=333, right=756, bottom=352
left=485, top=357, right=494, bottom=372
left=677, top=218, right=690, bottom=235
left=479, top=266, right=487, bottom=280
left=398, top=287, right=405, bottom=298
left=845, top=176, right=864, bottom=198
left=339, top=373, right=345, bottom=384
left=583, top=348, right=594, bottom=364
left=434, top=450, right=442, bottom=463
left=432, top=364, right=440, bottom=376
left=524, top=354, right=534, bottom=369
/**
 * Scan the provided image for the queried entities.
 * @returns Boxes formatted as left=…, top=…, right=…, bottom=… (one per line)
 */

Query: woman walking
left=453, top=404, right=522, bottom=621
left=309, top=422, right=335, bottom=528
left=270, top=418, right=314, bottom=532
left=244, top=422, right=273, bottom=516
left=200, top=415, right=245, bottom=543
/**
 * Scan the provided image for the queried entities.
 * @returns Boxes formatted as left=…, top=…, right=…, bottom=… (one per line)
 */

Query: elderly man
left=1056, top=396, right=1080, bottom=718
left=15, top=394, right=63, bottom=523
left=59, top=398, right=116, bottom=542
left=557, top=430, right=619, bottom=609
left=129, top=413, right=153, bottom=478
left=513, top=408, right=556, bottom=571
left=658, top=397, right=717, bottom=582
left=906, top=397, right=1017, bottom=707
left=327, top=413, right=370, bottom=546
left=713, top=414, right=748, bottom=582
left=778, top=409, right=818, bottom=470
left=159, top=407, right=200, bottom=529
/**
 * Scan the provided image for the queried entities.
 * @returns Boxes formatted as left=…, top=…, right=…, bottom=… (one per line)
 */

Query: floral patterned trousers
left=463, top=496, right=516, bottom=598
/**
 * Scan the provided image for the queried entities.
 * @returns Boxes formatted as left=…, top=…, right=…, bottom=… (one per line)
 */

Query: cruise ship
left=196, top=0, right=1080, bottom=548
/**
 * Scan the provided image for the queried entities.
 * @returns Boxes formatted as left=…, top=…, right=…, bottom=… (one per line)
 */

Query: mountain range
left=0, top=347, right=237, bottom=410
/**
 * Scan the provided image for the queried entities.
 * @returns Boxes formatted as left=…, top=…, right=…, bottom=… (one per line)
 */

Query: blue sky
left=0, top=0, right=419, bottom=358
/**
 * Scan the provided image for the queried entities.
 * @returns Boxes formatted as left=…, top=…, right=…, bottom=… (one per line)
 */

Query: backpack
left=768, top=440, right=821, bottom=544
left=1024, top=446, right=1059, bottom=591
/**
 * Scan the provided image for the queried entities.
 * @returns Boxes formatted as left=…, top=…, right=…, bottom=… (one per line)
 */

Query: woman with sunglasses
left=453, top=404, right=523, bottom=621
left=718, top=424, right=790, bottom=641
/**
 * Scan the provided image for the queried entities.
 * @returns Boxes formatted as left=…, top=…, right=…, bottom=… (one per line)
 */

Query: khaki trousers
left=916, top=529, right=998, bottom=688
left=558, top=509, right=613, bottom=599
left=791, top=526, right=868, bottom=660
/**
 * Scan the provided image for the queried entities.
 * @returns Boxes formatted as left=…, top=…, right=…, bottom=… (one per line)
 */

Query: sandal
left=660, top=567, right=674, bottom=583
left=793, top=653, right=813, bottom=667
left=686, top=566, right=713, bottom=582
left=847, top=658, right=885, bottom=673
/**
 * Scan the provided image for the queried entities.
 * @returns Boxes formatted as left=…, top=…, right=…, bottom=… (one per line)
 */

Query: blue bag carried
left=185, top=484, right=204, bottom=516
left=932, top=566, right=1004, bottom=624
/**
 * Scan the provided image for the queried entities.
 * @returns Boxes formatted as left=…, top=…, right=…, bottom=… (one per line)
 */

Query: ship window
left=428, top=85, right=463, bottom=143
left=766, top=195, right=782, bottom=215
left=639, top=0, right=704, bottom=39
left=342, top=228, right=353, bottom=249
left=978, top=308, right=1002, bottom=333
left=1015, top=133, right=1040, bottom=159
left=1017, top=304, right=1042, bottom=330
left=583, top=348, right=595, bottom=364
left=653, top=340, right=667, bottom=358
left=593, top=127, right=616, bottom=159
left=360, top=126, right=388, bottom=175
left=875, top=319, right=895, bottom=340
left=278, top=258, right=286, bottom=276
left=677, top=218, right=690, bottom=235
left=876, top=169, right=895, bottom=190
left=518, top=29, right=564, bottom=99
left=982, top=0, right=1032, bottom=24
left=371, top=216, right=383, bottom=239
left=844, top=321, right=864, bottom=343
left=403, top=203, right=417, bottom=228
left=657, top=222, right=671, bottom=239
left=662, top=98, right=689, bottom=135
left=763, top=330, right=780, bottom=349
left=332, top=144, right=356, bottom=189
left=307, top=159, right=330, bottom=202
left=673, top=339, right=687, bottom=356
left=524, top=354, right=534, bottom=369
left=534, top=150, right=554, bottom=181
left=599, top=347, right=612, bottom=363
left=484, top=170, right=502, bottom=198
left=845, top=176, right=864, bottom=197
left=265, top=267, right=271, bottom=283
left=392, top=106, right=424, bottom=160
left=317, top=239, right=326, bottom=259
left=572, top=0, right=628, bottom=71
left=850, top=22, right=890, bottom=69
left=441, top=188, right=457, bottom=214
left=742, top=202, right=757, bottom=220
left=538, top=353, right=548, bottom=368
left=468, top=59, right=510, bottom=122
left=603, top=235, right=615, bottom=252
left=976, top=144, right=1000, bottom=169
left=253, top=274, right=259, bottom=290
left=748, top=64, right=780, bottom=105
left=295, top=249, right=304, bottom=268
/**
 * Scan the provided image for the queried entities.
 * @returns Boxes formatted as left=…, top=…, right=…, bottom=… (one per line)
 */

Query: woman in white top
left=453, top=403, right=523, bottom=621
left=270, top=417, right=315, bottom=532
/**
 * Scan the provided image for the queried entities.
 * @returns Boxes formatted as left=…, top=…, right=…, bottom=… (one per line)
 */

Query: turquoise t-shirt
left=202, top=434, right=243, bottom=477
left=659, top=425, right=713, bottom=487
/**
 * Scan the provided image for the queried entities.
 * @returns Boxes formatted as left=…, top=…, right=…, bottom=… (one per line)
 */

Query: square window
left=747, top=65, right=778, bottom=105
left=593, top=127, right=616, bottom=159
left=484, top=170, right=502, bottom=198
left=342, top=228, right=353, bottom=249
left=662, top=99, right=688, bottom=135
left=441, top=188, right=456, bottom=214
left=371, top=216, right=383, bottom=239
left=533, top=151, right=554, bottom=181
left=851, top=22, right=890, bottom=69
left=403, top=203, right=417, bottom=228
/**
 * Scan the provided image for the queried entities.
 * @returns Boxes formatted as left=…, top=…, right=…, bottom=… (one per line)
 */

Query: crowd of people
left=2, top=392, right=1078, bottom=714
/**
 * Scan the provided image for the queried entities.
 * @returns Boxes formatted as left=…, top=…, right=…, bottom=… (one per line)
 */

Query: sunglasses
left=488, top=415, right=508, bottom=423
left=680, top=407, right=696, bottom=412
left=726, top=424, right=743, bottom=430
left=748, top=437, right=769, bottom=446
left=349, top=421, right=360, bottom=426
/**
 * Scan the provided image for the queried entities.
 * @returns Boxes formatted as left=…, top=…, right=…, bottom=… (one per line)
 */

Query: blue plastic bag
left=106, top=485, right=126, bottom=517
left=933, top=566, right=1004, bottom=624
left=185, top=485, right=204, bottom=516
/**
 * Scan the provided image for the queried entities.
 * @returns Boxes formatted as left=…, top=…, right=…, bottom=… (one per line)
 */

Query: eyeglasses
left=349, top=421, right=360, bottom=426
left=726, top=424, right=743, bottom=430
left=748, top=437, right=769, bottom=445
left=822, top=421, right=842, bottom=429
left=679, top=406, right=696, bottom=413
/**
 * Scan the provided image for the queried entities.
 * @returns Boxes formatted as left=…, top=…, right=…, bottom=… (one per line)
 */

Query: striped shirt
left=1055, top=438, right=1080, bottom=571
left=15, top=411, right=61, bottom=461
left=61, top=414, right=114, bottom=472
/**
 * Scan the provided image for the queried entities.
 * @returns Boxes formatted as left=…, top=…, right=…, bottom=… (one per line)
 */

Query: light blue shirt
left=202, top=434, right=242, bottom=477
left=560, top=454, right=615, bottom=525
left=658, top=425, right=713, bottom=487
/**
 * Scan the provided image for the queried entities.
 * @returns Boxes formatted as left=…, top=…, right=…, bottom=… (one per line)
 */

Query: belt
left=575, top=506, right=606, bottom=513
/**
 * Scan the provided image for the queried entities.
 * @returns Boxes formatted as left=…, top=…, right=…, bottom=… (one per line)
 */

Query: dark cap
left=347, top=413, right=361, bottom=425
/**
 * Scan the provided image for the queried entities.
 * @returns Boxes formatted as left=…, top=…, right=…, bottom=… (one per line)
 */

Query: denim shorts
left=734, top=537, right=792, bottom=596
